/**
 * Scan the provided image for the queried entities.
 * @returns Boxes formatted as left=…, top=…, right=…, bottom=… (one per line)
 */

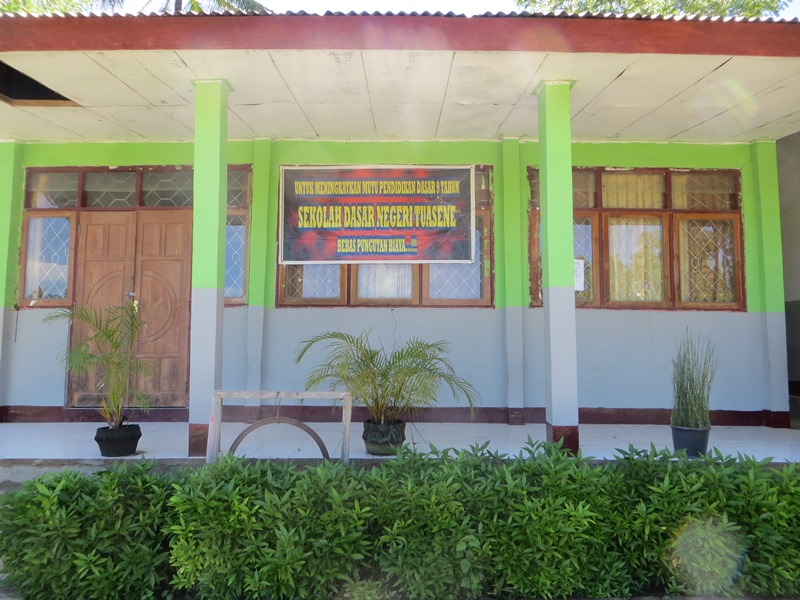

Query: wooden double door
left=69, top=210, right=192, bottom=408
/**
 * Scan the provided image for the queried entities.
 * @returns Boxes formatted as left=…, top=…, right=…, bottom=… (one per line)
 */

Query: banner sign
left=280, top=166, right=474, bottom=264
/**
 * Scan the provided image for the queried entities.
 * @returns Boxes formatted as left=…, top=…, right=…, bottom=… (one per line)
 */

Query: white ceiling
left=1, top=48, right=800, bottom=143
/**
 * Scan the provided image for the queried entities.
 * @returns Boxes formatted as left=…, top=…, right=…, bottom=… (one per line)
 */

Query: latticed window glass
left=527, top=168, right=595, bottom=208
left=573, top=171, right=596, bottom=208
left=284, top=264, right=341, bottom=299
left=142, top=171, right=194, bottom=207
left=531, top=216, right=594, bottom=304
left=672, top=173, right=737, bottom=210
left=678, top=219, right=736, bottom=304
left=85, top=172, right=136, bottom=208
left=23, top=217, right=71, bottom=300
left=603, top=172, right=665, bottom=209
left=227, top=171, right=250, bottom=207
left=574, top=218, right=594, bottom=303
left=608, top=217, right=664, bottom=303
left=225, top=215, right=246, bottom=299
left=429, top=225, right=483, bottom=300
left=25, top=172, right=78, bottom=208
left=358, top=264, right=413, bottom=299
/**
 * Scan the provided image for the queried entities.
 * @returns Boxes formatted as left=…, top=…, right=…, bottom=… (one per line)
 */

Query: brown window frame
left=421, top=208, right=493, bottom=307
left=18, top=165, right=251, bottom=308
left=573, top=211, right=600, bottom=307
left=224, top=207, right=250, bottom=307
left=18, top=210, right=77, bottom=307
left=672, top=212, right=744, bottom=310
left=350, top=264, right=422, bottom=306
left=602, top=211, right=672, bottom=309
left=529, top=167, right=745, bottom=311
left=276, top=165, right=495, bottom=309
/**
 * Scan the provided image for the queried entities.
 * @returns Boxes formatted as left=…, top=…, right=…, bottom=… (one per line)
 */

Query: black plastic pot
left=362, top=419, right=406, bottom=456
left=94, top=424, right=142, bottom=457
left=671, top=424, right=710, bottom=458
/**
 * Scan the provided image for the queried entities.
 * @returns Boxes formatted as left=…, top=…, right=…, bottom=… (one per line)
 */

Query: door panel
left=70, top=212, right=136, bottom=407
left=69, top=210, right=192, bottom=409
left=135, top=211, right=192, bottom=407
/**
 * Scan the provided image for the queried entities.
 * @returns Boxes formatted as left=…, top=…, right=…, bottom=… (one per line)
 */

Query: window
left=529, top=168, right=743, bottom=310
left=278, top=166, right=493, bottom=307
left=19, top=166, right=251, bottom=307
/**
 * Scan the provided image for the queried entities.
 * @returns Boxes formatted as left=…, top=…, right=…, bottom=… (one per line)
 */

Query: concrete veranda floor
left=1, top=421, right=799, bottom=469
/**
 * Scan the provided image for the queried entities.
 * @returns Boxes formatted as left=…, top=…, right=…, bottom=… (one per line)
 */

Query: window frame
left=278, top=263, right=349, bottom=307
left=224, top=207, right=250, bottom=306
left=573, top=211, right=600, bottom=307
left=19, top=165, right=251, bottom=308
left=421, top=207, right=493, bottom=307
left=529, top=167, right=745, bottom=311
left=602, top=210, right=672, bottom=309
left=276, top=165, right=495, bottom=309
left=350, top=264, right=421, bottom=306
left=672, top=211, right=744, bottom=310
left=18, top=210, right=77, bottom=307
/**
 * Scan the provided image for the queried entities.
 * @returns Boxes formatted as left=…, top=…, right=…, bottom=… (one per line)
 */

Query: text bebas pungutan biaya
left=297, top=203, right=457, bottom=230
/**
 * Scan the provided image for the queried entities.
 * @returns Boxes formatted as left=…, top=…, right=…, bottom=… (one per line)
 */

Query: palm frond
left=295, top=330, right=478, bottom=425
left=46, top=302, right=151, bottom=428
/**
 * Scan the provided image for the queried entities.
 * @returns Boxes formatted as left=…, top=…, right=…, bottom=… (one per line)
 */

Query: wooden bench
left=206, top=391, right=353, bottom=463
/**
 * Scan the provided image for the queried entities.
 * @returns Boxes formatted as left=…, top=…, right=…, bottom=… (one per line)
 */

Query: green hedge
left=0, top=461, right=177, bottom=600
left=2, top=444, right=800, bottom=600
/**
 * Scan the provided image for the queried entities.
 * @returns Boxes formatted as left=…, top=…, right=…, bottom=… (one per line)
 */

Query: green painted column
left=0, top=143, right=23, bottom=407
left=188, top=80, right=230, bottom=455
left=537, top=81, right=579, bottom=451
left=500, top=138, right=527, bottom=423
left=748, top=141, right=789, bottom=420
left=0, top=143, right=23, bottom=310
left=245, top=140, right=272, bottom=390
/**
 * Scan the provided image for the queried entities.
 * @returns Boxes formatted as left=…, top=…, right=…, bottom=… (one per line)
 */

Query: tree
left=137, top=0, right=266, bottom=14
left=1, top=0, right=266, bottom=14
left=516, top=0, right=788, bottom=17
left=1, top=0, right=88, bottom=12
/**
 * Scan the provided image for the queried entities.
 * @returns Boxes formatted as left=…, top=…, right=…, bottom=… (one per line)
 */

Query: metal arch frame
left=228, top=416, right=330, bottom=459
left=206, top=390, right=352, bottom=464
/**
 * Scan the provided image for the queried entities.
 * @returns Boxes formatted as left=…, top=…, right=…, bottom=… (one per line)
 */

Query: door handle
left=125, top=291, right=139, bottom=310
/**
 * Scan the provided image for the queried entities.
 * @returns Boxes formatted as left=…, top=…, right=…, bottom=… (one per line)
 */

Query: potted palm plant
left=295, top=330, right=478, bottom=455
left=670, top=328, right=716, bottom=458
left=46, top=301, right=151, bottom=457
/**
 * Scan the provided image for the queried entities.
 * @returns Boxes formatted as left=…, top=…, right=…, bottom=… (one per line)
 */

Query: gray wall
left=0, top=304, right=785, bottom=415
left=262, top=307, right=506, bottom=408
left=778, top=131, right=800, bottom=382
left=3, top=309, right=69, bottom=406
left=0, top=306, right=249, bottom=408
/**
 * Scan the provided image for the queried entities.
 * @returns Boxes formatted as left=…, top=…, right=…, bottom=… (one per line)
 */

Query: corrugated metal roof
left=0, top=8, right=797, bottom=22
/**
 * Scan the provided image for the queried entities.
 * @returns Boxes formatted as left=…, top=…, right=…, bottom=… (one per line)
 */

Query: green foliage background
left=515, top=0, right=788, bottom=17
left=2, top=444, right=800, bottom=600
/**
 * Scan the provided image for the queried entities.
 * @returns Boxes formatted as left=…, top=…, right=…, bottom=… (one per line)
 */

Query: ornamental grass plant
left=671, top=328, right=717, bottom=429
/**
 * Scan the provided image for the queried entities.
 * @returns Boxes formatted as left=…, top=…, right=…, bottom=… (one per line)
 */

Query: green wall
left=0, top=143, right=23, bottom=309
left=0, top=139, right=782, bottom=313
